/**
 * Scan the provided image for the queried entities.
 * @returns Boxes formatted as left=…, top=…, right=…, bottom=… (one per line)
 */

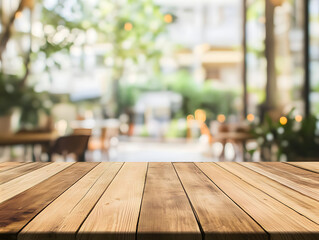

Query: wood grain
left=0, top=162, right=26, bottom=172
left=286, top=162, right=319, bottom=174
left=1, top=162, right=319, bottom=240
left=196, top=162, right=319, bottom=240
left=217, top=162, right=319, bottom=224
left=0, top=162, right=49, bottom=185
left=19, top=162, right=123, bottom=240
left=174, top=163, right=266, bottom=240
left=241, top=162, right=319, bottom=201
left=0, top=162, right=98, bottom=240
left=77, top=162, right=148, bottom=240
left=0, top=162, right=74, bottom=204
left=137, top=162, right=201, bottom=240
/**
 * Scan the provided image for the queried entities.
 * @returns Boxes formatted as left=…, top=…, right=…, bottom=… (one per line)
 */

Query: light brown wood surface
left=218, top=162, right=319, bottom=224
left=77, top=162, right=148, bottom=240
left=19, top=162, right=123, bottom=240
left=0, top=162, right=98, bottom=239
left=286, top=162, right=319, bottom=174
left=0, top=162, right=49, bottom=185
left=241, top=162, right=319, bottom=201
left=0, top=162, right=74, bottom=203
left=196, top=162, right=319, bottom=240
left=137, top=163, right=201, bottom=240
left=0, top=162, right=25, bottom=172
left=0, top=162, right=318, bottom=240
left=174, top=163, right=266, bottom=240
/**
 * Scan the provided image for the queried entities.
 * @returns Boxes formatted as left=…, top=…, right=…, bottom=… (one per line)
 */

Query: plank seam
left=218, top=162, right=319, bottom=226
left=172, top=162, right=205, bottom=240
left=135, top=162, right=149, bottom=240
left=16, top=162, right=101, bottom=238
left=0, top=163, right=50, bottom=185
left=194, top=162, right=271, bottom=240
left=240, top=163, right=319, bottom=202
left=284, top=162, right=319, bottom=175
left=0, top=162, right=28, bottom=173
left=74, top=162, right=125, bottom=239
left=69, top=162, right=122, bottom=213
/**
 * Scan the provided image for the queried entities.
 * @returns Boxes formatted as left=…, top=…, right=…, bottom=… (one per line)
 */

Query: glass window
left=310, top=0, right=319, bottom=116
left=274, top=0, right=305, bottom=115
left=246, top=0, right=267, bottom=117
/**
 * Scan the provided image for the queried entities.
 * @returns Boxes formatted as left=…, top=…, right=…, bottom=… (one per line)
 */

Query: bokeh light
left=280, top=116, right=288, bottom=125
left=247, top=114, right=255, bottom=122
left=295, top=115, right=303, bottom=122
left=164, top=14, right=173, bottom=23
left=217, top=114, right=226, bottom=123
left=15, top=11, right=23, bottom=19
left=195, top=109, right=206, bottom=123
left=124, top=22, right=133, bottom=31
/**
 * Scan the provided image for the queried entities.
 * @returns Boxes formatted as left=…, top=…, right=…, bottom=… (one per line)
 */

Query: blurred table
left=0, top=132, right=59, bottom=161
left=210, top=121, right=254, bottom=161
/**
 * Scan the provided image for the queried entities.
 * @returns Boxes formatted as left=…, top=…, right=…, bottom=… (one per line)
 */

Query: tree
left=92, top=0, right=167, bottom=116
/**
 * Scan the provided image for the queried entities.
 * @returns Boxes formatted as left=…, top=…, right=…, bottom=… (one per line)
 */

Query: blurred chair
left=47, top=135, right=90, bottom=162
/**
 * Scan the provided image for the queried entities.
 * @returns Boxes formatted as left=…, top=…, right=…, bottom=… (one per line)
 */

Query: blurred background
left=1, top=0, right=319, bottom=162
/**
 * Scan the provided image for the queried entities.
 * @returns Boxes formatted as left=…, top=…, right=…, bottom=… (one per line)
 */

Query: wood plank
left=0, top=162, right=98, bottom=240
left=0, top=162, right=49, bottom=185
left=241, top=162, right=319, bottom=201
left=0, top=162, right=74, bottom=203
left=286, top=162, right=319, bottom=174
left=77, top=162, right=148, bottom=240
left=137, top=162, right=201, bottom=240
left=0, top=162, right=26, bottom=172
left=196, top=162, right=319, bottom=240
left=174, top=163, right=266, bottom=240
left=217, top=162, right=319, bottom=225
left=19, top=162, right=123, bottom=240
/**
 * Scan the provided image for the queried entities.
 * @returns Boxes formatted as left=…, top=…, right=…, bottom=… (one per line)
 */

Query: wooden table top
left=0, top=132, right=58, bottom=146
left=0, top=161, right=319, bottom=240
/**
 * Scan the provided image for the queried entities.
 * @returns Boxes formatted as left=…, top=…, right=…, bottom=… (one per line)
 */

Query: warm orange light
left=187, top=114, right=194, bottom=121
left=124, top=22, right=133, bottom=31
left=164, top=14, right=173, bottom=23
left=270, top=0, right=285, bottom=7
left=247, top=114, right=255, bottom=122
left=15, top=11, right=23, bottom=19
left=280, top=116, right=288, bottom=125
left=295, top=115, right=303, bottom=122
left=258, top=16, right=266, bottom=24
left=217, top=114, right=226, bottom=123
left=195, top=109, right=206, bottom=123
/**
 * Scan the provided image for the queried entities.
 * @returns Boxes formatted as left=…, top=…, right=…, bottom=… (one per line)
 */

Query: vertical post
left=265, top=0, right=276, bottom=109
left=260, top=0, right=277, bottom=123
left=304, top=0, right=310, bottom=117
left=242, top=0, right=248, bottom=118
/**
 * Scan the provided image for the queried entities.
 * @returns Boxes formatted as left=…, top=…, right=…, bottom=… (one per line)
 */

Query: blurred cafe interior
left=1, top=0, right=319, bottom=162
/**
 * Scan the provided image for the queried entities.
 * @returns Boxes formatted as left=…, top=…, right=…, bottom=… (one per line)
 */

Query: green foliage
left=0, top=73, right=21, bottom=116
left=165, top=119, right=187, bottom=138
left=163, top=70, right=239, bottom=120
left=0, top=72, right=51, bottom=126
left=118, top=84, right=140, bottom=110
left=250, top=109, right=319, bottom=161
left=117, top=70, right=240, bottom=120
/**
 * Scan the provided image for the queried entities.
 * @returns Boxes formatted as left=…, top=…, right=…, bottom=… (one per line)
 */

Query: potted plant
left=0, top=72, right=51, bottom=133
left=249, top=109, right=319, bottom=162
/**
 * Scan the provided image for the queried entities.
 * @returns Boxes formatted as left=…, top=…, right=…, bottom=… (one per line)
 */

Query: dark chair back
left=48, top=135, right=90, bottom=162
